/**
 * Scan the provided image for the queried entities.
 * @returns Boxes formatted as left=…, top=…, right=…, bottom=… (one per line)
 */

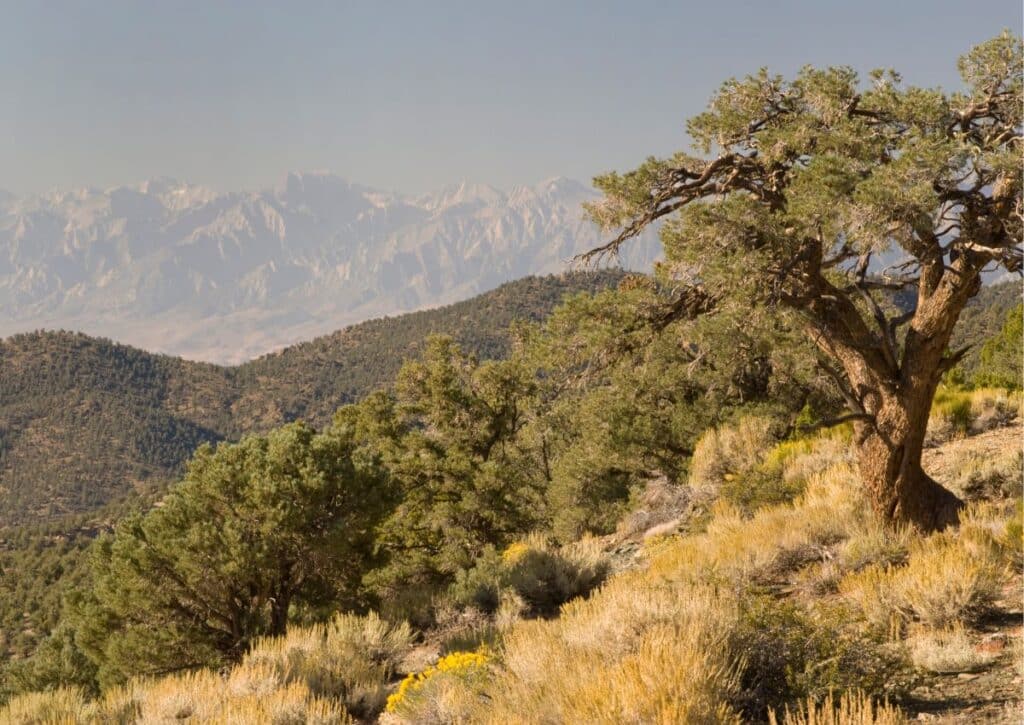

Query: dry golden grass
left=38, top=669, right=353, bottom=724
left=5, top=425, right=1016, bottom=724
left=478, top=603, right=742, bottom=724
left=514, top=622, right=742, bottom=725
left=773, top=431, right=855, bottom=488
left=84, top=684, right=139, bottom=723
left=0, top=613, right=411, bottom=723
left=0, top=686, right=86, bottom=724
left=410, top=452, right=879, bottom=724
left=551, top=534, right=611, bottom=595
left=689, top=415, right=776, bottom=490
left=907, top=623, right=996, bottom=674
left=928, top=387, right=1021, bottom=444
left=838, top=564, right=906, bottom=635
left=127, top=669, right=349, bottom=723
left=839, top=515, right=1007, bottom=632
left=897, top=533, right=1005, bottom=628
left=1003, top=503, right=1023, bottom=570
left=648, top=463, right=862, bottom=586
left=239, top=611, right=414, bottom=718
left=969, top=388, right=1022, bottom=431
left=769, top=690, right=908, bottom=725
left=949, top=448, right=1023, bottom=500
left=836, top=521, right=912, bottom=573
left=928, top=388, right=976, bottom=443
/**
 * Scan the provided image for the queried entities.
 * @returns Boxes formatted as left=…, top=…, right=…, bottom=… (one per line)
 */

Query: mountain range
left=0, top=173, right=659, bottom=363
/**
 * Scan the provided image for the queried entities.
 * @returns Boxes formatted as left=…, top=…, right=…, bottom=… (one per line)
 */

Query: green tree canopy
left=975, top=302, right=1023, bottom=389
left=73, top=422, right=388, bottom=686
left=337, top=337, right=545, bottom=620
left=517, top=278, right=826, bottom=540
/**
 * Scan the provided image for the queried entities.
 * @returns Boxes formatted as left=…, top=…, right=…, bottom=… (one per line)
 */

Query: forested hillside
left=949, top=280, right=1022, bottom=381
left=0, top=273, right=1017, bottom=688
left=233, top=270, right=626, bottom=428
left=0, top=271, right=624, bottom=526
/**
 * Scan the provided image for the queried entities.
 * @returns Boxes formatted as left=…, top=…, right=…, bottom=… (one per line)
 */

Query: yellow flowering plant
left=385, top=649, right=490, bottom=714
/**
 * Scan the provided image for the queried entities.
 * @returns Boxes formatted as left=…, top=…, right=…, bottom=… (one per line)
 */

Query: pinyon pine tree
left=584, top=33, right=1022, bottom=531
left=74, top=422, right=387, bottom=685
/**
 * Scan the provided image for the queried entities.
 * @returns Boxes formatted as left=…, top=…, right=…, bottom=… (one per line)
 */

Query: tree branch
left=938, top=345, right=972, bottom=374
left=790, top=412, right=875, bottom=436
left=577, top=153, right=784, bottom=264
left=852, top=283, right=900, bottom=373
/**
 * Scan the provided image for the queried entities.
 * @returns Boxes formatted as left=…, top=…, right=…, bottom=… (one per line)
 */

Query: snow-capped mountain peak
left=0, top=173, right=660, bottom=363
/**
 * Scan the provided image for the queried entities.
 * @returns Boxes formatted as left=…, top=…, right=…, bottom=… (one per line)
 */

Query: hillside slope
left=5, top=416, right=1017, bottom=721
left=949, top=281, right=1022, bottom=380
left=0, top=270, right=623, bottom=525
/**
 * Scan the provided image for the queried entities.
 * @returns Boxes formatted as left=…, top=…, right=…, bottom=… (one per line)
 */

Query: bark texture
left=812, top=257, right=983, bottom=531
left=855, top=396, right=962, bottom=531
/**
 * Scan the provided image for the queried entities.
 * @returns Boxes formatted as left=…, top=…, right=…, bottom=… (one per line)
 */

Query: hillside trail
left=908, top=421, right=1023, bottom=724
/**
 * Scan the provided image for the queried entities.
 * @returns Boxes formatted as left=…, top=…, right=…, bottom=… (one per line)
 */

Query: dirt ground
left=910, top=422, right=1023, bottom=724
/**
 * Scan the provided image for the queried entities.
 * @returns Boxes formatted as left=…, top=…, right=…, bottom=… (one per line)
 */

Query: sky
left=1, top=0, right=1020, bottom=195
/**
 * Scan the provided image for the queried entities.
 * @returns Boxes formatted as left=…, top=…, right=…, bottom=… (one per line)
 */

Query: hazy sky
left=1, top=1, right=1019, bottom=194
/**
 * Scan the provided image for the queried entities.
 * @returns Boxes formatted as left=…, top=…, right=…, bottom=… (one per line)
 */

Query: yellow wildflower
left=385, top=650, right=489, bottom=713
left=502, top=541, right=531, bottom=565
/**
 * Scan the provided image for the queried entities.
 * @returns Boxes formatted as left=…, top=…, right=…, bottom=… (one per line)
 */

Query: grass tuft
left=769, top=690, right=908, bottom=725
left=907, top=624, right=996, bottom=674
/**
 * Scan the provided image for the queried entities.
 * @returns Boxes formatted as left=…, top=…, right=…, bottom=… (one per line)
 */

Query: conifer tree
left=584, top=33, right=1022, bottom=530
left=74, top=422, right=387, bottom=685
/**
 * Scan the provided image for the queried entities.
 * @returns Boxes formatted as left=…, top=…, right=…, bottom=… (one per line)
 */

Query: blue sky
left=1, top=0, right=1019, bottom=194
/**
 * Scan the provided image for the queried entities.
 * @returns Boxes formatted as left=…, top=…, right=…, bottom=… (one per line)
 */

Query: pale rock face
left=0, top=173, right=660, bottom=363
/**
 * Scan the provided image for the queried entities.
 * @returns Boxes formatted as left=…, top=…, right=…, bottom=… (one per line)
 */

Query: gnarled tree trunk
left=812, top=259, right=983, bottom=532
left=854, top=388, right=962, bottom=531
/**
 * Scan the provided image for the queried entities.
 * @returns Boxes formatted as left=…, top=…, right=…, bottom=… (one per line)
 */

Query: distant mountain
left=0, top=173, right=658, bottom=363
left=0, top=271, right=625, bottom=526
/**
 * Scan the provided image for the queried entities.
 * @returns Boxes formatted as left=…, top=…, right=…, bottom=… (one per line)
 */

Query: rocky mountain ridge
left=0, top=173, right=659, bottom=362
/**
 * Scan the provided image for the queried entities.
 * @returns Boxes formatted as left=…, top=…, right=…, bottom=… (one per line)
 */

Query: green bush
left=451, top=535, right=610, bottom=617
left=728, top=596, right=910, bottom=720
left=930, top=389, right=975, bottom=438
left=721, top=465, right=805, bottom=515
left=0, top=624, right=98, bottom=702
left=451, top=548, right=504, bottom=613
